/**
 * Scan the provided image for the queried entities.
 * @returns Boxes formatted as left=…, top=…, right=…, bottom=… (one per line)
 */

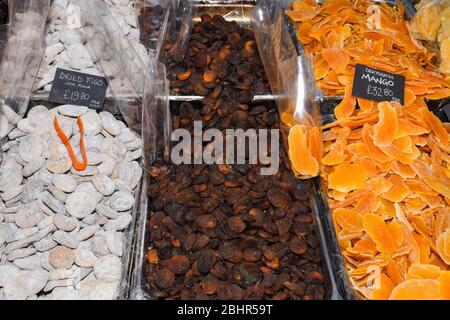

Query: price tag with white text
left=49, top=68, right=108, bottom=109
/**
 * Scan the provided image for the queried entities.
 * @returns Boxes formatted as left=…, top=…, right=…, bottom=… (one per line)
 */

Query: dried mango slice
left=334, top=208, right=364, bottom=233
left=308, top=126, right=324, bottom=168
left=357, top=98, right=376, bottom=114
left=399, top=219, right=421, bottom=264
left=390, top=161, right=416, bottom=179
left=288, top=124, right=320, bottom=177
left=386, top=256, right=405, bottom=285
left=392, top=136, right=413, bottom=154
left=363, top=213, right=396, bottom=256
left=358, top=158, right=379, bottom=178
left=439, top=271, right=450, bottom=300
left=426, top=88, right=450, bottom=100
left=389, top=279, right=440, bottom=300
left=286, top=4, right=319, bottom=22
left=429, top=253, right=449, bottom=270
left=347, top=236, right=378, bottom=258
left=361, top=125, right=392, bottom=163
left=388, top=219, right=404, bottom=249
left=373, top=102, right=399, bottom=147
left=406, top=263, right=441, bottom=280
left=382, top=175, right=410, bottom=202
left=436, top=230, right=450, bottom=264
left=421, top=108, right=449, bottom=147
left=322, top=48, right=351, bottom=74
left=413, top=234, right=431, bottom=264
left=353, top=192, right=378, bottom=214
left=435, top=209, right=450, bottom=237
left=377, top=198, right=396, bottom=218
left=405, top=197, right=427, bottom=213
left=369, top=273, right=395, bottom=300
left=335, top=95, right=356, bottom=120
left=379, top=144, right=420, bottom=166
left=328, top=163, right=367, bottom=192
left=404, top=88, right=416, bottom=106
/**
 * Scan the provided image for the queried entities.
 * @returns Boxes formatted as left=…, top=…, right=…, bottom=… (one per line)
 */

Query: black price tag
left=352, top=64, right=405, bottom=105
left=49, top=68, right=108, bottom=109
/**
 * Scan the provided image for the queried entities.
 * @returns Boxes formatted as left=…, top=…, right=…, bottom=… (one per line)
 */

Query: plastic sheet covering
left=143, top=58, right=171, bottom=165
left=410, top=0, right=450, bottom=78
left=134, top=0, right=170, bottom=60
left=0, top=0, right=49, bottom=153
left=79, top=0, right=171, bottom=168
left=252, top=0, right=322, bottom=179
left=159, top=0, right=197, bottom=65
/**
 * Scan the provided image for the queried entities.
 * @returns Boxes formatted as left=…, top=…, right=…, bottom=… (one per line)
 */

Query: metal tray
left=129, top=0, right=345, bottom=300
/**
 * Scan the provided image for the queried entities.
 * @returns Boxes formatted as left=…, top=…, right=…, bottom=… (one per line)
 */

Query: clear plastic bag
left=410, top=0, right=450, bottom=77
left=0, top=0, right=50, bottom=154
left=159, top=0, right=197, bottom=65
left=143, top=59, right=171, bottom=165
left=252, top=0, right=322, bottom=180
left=134, top=0, right=170, bottom=60
left=79, top=0, right=171, bottom=298
left=79, top=0, right=171, bottom=168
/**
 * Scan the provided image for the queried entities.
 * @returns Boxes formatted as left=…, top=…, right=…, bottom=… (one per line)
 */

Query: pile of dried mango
left=318, top=100, right=450, bottom=300
left=286, top=0, right=450, bottom=100
left=287, top=0, right=450, bottom=300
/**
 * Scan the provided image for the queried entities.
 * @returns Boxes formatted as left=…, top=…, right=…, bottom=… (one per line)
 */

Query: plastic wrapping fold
left=143, top=60, right=171, bottom=165
left=410, top=0, right=450, bottom=78
left=251, top=0, right=352, bottom=300
left=159, top=0, right=197, bottom=65
left=134, top=0, right=170, bottom=60
left=252, top=0, right=322, bottom=180
left=0, top=0, right=49, bottom=159
left=78, top=0, right=171, bottom=168
left=77, top=0, right=170, bottom=298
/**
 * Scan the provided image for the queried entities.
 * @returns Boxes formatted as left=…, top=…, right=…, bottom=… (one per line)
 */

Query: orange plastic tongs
left=53, top=116, right=88, bottom=171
